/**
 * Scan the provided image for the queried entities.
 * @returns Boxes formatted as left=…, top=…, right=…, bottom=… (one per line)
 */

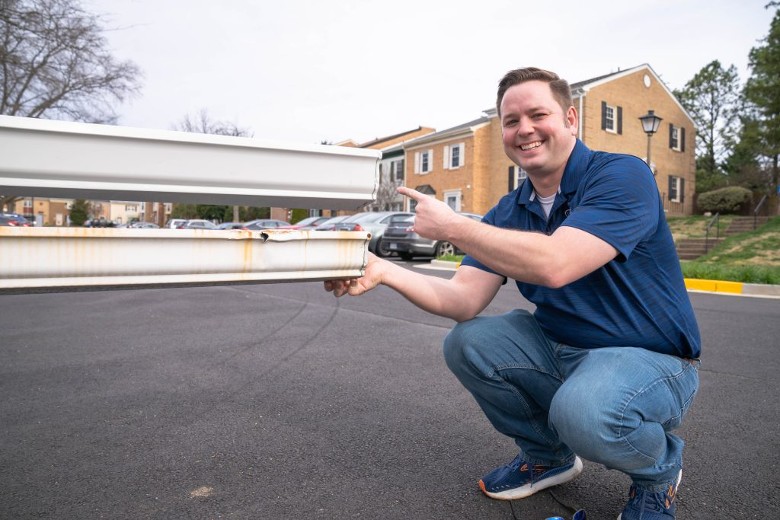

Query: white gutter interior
left=0, top=116, right=380, bottom=291
left=0, top=115, right=380, bottom=209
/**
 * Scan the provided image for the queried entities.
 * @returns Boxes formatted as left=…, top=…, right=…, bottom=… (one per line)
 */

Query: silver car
left=178, top=219, right=218, bottom=230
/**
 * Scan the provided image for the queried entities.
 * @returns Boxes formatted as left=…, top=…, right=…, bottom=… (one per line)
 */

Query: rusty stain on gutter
left=0, top=228, right=370, bottom=292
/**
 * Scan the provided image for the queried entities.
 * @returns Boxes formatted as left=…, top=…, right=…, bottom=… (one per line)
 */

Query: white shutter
left=443, top=146, right=449, bottom=169
left=458, top=143, right=465, bottom=167
left=414, top=152, right=420, bottom=174
left=428, top=149, right=434, bottom=172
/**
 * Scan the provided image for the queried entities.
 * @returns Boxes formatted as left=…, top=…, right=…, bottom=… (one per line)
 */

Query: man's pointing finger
left=397, top=186, right=423, bottom=200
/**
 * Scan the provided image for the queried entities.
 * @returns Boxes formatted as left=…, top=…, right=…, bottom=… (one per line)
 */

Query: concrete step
left=675, top=237, right=725, bottom=260
left=725, top=216, right=769, bottom=235
left=676, top=238, right=725, bottom=246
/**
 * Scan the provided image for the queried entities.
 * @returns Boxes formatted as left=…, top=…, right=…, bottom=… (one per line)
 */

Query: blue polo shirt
left=461, top=140, right=701, bottom=358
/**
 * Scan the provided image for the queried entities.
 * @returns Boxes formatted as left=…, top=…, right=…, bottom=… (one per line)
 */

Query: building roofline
left=570, top=63, right=696, bottom=128
left=357, top=126, right=435, bottom=149
left=403, top=117, right=490, bottom=149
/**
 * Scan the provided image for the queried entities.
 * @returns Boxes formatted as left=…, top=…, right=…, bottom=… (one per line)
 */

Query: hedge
left=696, top=186, right=752, bottom=214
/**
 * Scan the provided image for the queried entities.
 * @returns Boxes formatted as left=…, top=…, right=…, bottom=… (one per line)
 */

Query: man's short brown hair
left=496, top=67, right=574, bottom=116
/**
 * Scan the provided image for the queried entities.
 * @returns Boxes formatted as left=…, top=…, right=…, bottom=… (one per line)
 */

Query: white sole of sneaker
left=479, top=456, right=584, bottom=501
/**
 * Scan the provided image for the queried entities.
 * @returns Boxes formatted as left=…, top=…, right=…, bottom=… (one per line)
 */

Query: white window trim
left=604, top=104, right=617, bottom=133
left=442, top=143, right=465, bottom=170
left=443, top=190, right=462, bottom=212
left=414, top=149, right=433, bottom=175
left=670, top=126, right=682, bottom=152
left=511, top=165, right=528, bottom=191
left=670, top=176, right=682, bottom=203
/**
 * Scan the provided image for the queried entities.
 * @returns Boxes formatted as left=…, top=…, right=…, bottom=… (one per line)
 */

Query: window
left=443, top=143, right=465, bottom=169
left=392, top=159, right=404, bottom=182
left=23, top=198, right=32, bottom=208
left=508, top=165, right=528, bottom=191
left=444, top=190, right=462, bottom=211
left=414, top=150, right=433, bottom=174
left=668, top=175, right=685, bottom=203
left=601, top=101, right=623, bottom=134
left=669, top=124, right=685, bottom=152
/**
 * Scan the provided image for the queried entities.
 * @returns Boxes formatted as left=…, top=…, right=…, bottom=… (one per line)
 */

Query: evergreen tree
left=69, top=199, right=90, bottom=225
left=170, top=203, right=198, bottom=219
left=196, top=205, right=229, bottom=221
left=744, top=4, right=780, bottom=194
left=724, top=113, right=767, bottom=190
left=674, top=60, right=740, bottom=192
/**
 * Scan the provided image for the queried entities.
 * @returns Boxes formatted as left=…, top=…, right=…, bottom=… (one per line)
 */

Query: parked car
left=0, top=213, right=32, bottom=227
left=84, top=218, right=115, bottom=228
left=127, top=221, right=160, bottom=229
left=381, top=212, right=483, bottom=259
left=177, top=219, right=218, bottom=230
left=164, top=218, right=187, bottom=229
left=216, top=222, right=245, bottom=230
left=241, top=219, right=290, bottom=230
left=332, top=211, right=414, bottom=257
left=312, top=215, right=350, bottom=231
left=281, top=216, right=331, bottom=230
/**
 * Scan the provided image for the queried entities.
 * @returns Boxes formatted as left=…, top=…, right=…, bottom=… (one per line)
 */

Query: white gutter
left=0, top=115, right=380, bottom=209
left=0, top=116, right=380, bottom=291
left=0, top=227, right=369, bottom=292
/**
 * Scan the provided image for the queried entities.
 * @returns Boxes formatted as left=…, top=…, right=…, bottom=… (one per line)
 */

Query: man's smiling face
left=500, top=80, right=578, bottom=182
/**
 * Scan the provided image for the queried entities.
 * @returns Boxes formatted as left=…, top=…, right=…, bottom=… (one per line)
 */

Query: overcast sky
left=84, top=0, right=775, bottom=146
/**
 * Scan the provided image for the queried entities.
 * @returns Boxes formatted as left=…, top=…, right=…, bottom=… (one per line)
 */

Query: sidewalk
left=416, top=259, right=780, bottom=299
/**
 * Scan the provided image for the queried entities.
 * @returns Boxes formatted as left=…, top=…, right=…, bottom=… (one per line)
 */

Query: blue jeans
left=443, top=310, right=700, bottom=490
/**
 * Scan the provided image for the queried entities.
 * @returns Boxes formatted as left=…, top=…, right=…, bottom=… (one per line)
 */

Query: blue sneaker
left=617, top=470, right=682, bottom=519
left=478, top=454, right=583, bottom=500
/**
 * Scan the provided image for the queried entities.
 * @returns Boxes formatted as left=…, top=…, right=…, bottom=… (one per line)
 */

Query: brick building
left=400, top=64, right=697, bottom=216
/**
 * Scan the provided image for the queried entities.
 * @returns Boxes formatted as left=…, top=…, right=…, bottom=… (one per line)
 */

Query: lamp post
left=639, top=110, right=663, bottom=172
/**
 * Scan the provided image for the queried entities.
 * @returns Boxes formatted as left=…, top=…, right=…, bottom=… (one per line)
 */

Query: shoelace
left=628, top=484, right=676, bottom=512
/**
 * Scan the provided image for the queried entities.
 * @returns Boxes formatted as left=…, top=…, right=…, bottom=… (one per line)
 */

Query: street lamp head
left=639, top=110, right=663, bottom=135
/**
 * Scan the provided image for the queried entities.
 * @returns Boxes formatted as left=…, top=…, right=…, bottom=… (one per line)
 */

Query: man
left=325, top=67, right=700, bottom=520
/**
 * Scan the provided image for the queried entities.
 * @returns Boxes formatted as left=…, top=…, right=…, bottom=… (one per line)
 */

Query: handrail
left=704, top=212, right=720, bottom=254
left=753, top=194, right=768, bottom=230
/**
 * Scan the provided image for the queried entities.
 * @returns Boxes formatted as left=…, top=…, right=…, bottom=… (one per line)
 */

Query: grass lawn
left=669, top=215, right=780, bottom=284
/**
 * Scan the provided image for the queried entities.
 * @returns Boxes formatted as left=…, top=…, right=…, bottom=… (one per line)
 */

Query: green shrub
left=69, top=199, right=90, bottom=226
left=290, top=208, right=309, bottom=224
left=696, top=186, right=752, bottom=214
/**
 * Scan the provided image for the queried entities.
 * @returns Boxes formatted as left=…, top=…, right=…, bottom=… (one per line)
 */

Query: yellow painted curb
left=684, top=278, right=744, bottom=294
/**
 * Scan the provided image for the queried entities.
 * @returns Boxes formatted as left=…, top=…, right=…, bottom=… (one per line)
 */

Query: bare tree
left=0, top=0, right=142, bottom=210
left=174, top=108, right=251, bottom=137
left=0, top=0, right=142, bottom=122
left=367, top=162, right=402, bottom=211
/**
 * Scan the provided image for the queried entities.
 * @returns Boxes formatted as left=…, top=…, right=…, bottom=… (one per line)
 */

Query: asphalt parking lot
left=1, top=262, right=779, bottom=519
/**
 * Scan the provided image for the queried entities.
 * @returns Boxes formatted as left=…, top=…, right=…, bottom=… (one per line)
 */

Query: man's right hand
left=323, top=252, right=384, bottom=297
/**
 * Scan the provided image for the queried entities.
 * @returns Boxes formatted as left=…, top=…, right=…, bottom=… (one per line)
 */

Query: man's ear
left=566, top=106, right=578, bottom=135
